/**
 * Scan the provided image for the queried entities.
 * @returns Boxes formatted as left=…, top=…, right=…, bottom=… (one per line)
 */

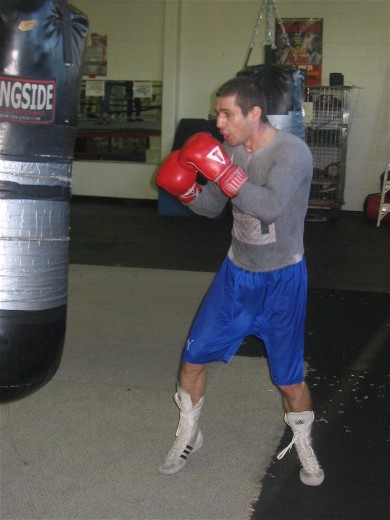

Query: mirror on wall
left=75, top=80, right=162, bottom=163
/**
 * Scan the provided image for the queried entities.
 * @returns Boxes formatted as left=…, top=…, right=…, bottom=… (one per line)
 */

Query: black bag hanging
left=236, top=0, right=305, bottom=138
left=0, top=0, right=88, bottom=403
left=237, top=62, right=305, bottom=115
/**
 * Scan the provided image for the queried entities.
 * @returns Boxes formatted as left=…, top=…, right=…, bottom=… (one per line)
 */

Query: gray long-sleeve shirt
left=187, top=131, right=313, bottom=272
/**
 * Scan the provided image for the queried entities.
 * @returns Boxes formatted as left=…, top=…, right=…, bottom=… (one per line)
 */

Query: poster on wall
left=133, top=81, right=153, bottom=99
left=83, top=33, right=107, bottom=77
left=85, top=80, right=105, bottom=97
left=273, top=18, right=323, bottom=86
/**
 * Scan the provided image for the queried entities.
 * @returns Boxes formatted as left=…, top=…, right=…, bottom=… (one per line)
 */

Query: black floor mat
left=69, top=197, right=390, bottom=293
left=244, top=289, right=390, bottom=520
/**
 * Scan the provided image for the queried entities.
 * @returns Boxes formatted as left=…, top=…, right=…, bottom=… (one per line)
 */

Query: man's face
left=215, top=94, right=253, bottom=148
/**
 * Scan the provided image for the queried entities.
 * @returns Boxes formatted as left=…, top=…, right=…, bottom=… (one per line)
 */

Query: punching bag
left=0, top=0, right=88, bottom=403
left=237, top=49, right=306, bottom=139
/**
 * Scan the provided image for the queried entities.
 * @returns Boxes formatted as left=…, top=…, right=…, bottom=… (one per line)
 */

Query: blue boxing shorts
left=182, top=257, right=307, bottom=386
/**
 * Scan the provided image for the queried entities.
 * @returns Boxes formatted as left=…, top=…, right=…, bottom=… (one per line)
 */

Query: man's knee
left=180, top=361, right=207, bottom=377
left=277, top=381, right=306, bottom=400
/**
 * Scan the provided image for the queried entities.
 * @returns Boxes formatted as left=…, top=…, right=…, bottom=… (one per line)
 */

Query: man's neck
left=245, top=123, right=277, bottom=152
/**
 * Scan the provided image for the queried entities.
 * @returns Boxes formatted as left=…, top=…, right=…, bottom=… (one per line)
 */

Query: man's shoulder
left=274, top=131, right=304, bottom=145
left=273, top=132, right=311, bottom=154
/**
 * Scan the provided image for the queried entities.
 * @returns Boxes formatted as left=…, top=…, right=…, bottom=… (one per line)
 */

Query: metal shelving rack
left=304, top=86, right=352, bottom=221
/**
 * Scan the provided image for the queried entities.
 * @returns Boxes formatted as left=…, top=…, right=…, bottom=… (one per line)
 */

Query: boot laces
left=277, top=431, right=321, bottom=473
left=176, top=413, right=190, bottom=437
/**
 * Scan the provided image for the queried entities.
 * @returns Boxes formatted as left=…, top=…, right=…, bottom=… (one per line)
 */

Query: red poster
left=274, top=18, right=323, bottom=86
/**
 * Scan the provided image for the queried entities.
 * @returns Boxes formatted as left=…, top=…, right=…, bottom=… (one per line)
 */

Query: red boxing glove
left=179, top=132, right=247, bottom=197
left=156, top=150, right=201, bottom=203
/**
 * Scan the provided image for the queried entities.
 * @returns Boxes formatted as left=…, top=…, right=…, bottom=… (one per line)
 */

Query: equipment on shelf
left=304, top=86, right=352, bottom=221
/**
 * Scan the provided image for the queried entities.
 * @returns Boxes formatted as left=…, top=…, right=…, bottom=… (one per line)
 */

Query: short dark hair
left=216, top=77, right=268, bottom=122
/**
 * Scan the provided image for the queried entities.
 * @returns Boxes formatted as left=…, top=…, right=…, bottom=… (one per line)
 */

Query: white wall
left=72, top=0, right=389, bottom=211
left=74, top=0, right=164, bottom=80
left=176, top=0, right=389, bottom=211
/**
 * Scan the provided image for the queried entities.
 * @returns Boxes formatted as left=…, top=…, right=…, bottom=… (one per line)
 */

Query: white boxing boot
left=159, top=385, right=204, bottom=475
left=277, top=411, right=324, bottom=486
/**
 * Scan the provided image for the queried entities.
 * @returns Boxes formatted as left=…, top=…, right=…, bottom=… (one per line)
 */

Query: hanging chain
left=272, top=1, right=289, bottom=46
left=244, top=0, right=292, bottom=67
left=247, top=2, right=267, bottom=51
left=265, top=0, right=274, bottom=45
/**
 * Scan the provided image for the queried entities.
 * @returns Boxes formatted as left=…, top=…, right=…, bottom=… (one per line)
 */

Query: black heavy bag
left=0, top=0, right=88, bottom=403
left=237, top=63, right=306, bottom=139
